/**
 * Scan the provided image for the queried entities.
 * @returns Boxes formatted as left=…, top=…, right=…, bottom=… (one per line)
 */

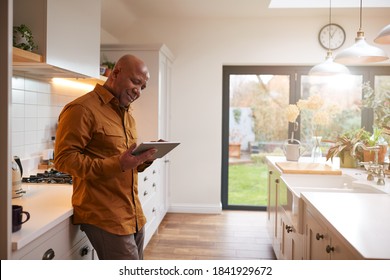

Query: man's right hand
left=119, top=143, right=157, bottom=172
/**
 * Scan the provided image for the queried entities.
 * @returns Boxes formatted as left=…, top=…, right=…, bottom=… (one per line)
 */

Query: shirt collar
left=94, top=84, right=116, bottom=105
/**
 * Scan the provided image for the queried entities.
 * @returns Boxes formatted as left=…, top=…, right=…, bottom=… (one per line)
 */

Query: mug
left=12, top=205, right=30, bottom=233
left=283, top=139, right=304, bottom=161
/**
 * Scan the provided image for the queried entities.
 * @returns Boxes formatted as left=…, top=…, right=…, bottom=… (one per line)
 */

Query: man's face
left=113, top=63, right=149, bottom=108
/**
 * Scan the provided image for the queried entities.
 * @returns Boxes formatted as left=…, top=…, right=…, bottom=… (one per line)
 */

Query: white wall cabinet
left=100, top=44, right=174, bottom=247
left=303, top=204, right=360, bottom=260
left=13, top=0, right=101, bottom=78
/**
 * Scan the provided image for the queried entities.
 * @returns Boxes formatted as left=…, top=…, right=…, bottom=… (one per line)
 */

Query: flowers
left=286, top=104, right=300, bottom=123
left=286, top=94, right=341, bottom=137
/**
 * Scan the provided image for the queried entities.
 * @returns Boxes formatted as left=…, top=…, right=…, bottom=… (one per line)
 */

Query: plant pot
left=340, top=152, right=357, bottom=168
left=229, top=143, right=241, bottom=158
left=363, top=144, right=388, bottom=163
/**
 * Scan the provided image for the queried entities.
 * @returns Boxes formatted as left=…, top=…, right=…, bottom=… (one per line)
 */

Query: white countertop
left=11, top=184, right=73, bottom=250
left=301, top=192, right=390, bottom=260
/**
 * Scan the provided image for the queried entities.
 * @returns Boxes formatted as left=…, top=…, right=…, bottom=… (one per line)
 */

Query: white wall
left=11, top=76, right=87, bottom=172
left=101, top=15, right=390, bottom=213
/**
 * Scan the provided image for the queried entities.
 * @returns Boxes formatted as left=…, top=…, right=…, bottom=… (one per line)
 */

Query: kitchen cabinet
left=303, top=202, right=359, bottom=260
left=13, top=0, right=101, bottom=78
left=267, top=160, right=303, bottom=260
left=12, top=218, right=95, bottom=260
left=266, top=163, right=281, bottom=259
left=278, top=180, right=303, bottom=260
left=101, top=44, right=174, bottom=247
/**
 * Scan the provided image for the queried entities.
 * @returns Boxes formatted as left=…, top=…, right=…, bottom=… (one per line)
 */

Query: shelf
left=13, top=47, right=43, bottom=63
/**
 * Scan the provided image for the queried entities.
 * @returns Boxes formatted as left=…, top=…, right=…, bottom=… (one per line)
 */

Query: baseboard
left=168, top=202, right=222, bottom=214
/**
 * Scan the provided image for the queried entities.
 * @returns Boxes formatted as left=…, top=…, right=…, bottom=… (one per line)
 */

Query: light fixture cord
left=359, top=0, right=363, bottom=31
left=328, top=0, right=332, bottom=52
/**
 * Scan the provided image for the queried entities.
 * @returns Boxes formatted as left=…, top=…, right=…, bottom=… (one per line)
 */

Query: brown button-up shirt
left=54, top=84, right=146, bottom=235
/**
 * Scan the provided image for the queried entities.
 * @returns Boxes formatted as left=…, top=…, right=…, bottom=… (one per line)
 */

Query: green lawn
left=228, top=163, right=268, bottom=206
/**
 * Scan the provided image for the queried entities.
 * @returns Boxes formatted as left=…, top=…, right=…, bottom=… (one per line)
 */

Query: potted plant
left=229, top=129, right=243, bottom=158
left=13, top=24, right=38, bottom=52
left=326, top=128, right=366, bottom=168
left=100, top=54, right=116, bottom=77
left=360, top=127, right=388, bottom=163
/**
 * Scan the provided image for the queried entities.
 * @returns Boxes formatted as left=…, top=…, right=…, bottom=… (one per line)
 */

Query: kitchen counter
left=11, top=183, right=73, bottom=250
left=266, top=155, right=390, bottom=259
left=302, top=192, right=390, bottom=259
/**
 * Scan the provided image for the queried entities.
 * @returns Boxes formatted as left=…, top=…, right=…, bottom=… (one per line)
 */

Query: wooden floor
left=144, top=210, right=276, bottom=260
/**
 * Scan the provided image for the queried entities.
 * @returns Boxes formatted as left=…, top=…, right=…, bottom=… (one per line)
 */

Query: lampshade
left=309, top=0, right=350, bottom=76
left=309, top=51, right=350, bottom=76
left=334, top=31, right=389, bottom=64
left=374, top=24, right=390, bottom=45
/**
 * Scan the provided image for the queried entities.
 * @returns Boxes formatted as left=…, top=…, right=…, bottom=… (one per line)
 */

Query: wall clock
left=318, top=23, right=346, bottom=50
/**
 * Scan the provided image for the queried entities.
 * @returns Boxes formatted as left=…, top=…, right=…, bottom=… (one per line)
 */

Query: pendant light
left=309, top=0, right=350, bottom=76
left=374, top=23, right=390, bottom=44
left=334, top=0, right=388, bottom=64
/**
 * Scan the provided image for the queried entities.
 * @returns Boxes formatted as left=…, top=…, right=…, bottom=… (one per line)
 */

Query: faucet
left=352, top=142, right=380, bottom=165
left=352, top=142, right=383, bottom=183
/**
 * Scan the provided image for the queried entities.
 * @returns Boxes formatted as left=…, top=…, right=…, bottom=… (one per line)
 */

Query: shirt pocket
left=102, top=126, right=126, bottom=152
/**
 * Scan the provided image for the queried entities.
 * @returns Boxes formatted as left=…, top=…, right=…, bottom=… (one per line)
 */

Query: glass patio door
left=222, top=67, right=293, bottom=210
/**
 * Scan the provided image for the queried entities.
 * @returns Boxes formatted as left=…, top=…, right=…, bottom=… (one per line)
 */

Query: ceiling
left=101, top=0, right=390, bottom=36
left=101, top=0, right=390, bottom=20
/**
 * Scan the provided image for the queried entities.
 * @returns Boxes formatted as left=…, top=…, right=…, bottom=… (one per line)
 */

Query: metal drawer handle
left=285, top=225, right=293, bottom=233
left=316, top=233, right=324, bottom=240
left=42, top=248, right=55, bottom=260
left=152, top=207, right=156, bottom=213
left=144, top=191, right=148, bottom=196
left=80, top=245, right=90, bottom=257
left=144, top=176, right=148, bottom=181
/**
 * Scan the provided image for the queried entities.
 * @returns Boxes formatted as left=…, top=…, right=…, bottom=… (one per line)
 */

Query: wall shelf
left=13, top=47, right=43, bottom=63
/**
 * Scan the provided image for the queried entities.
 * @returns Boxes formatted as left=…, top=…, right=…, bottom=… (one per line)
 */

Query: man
left=54, top=55, right=157, bottom=260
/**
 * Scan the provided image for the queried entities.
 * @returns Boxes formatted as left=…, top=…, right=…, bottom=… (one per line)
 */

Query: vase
left=311, top=136, right=322, bottom=162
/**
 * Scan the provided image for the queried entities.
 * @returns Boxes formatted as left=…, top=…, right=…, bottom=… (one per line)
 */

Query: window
left=222, top=66, right=390, bottom=210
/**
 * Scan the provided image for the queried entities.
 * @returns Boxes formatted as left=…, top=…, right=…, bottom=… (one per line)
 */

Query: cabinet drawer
left=12, top=218, right=86, bottom=260
left=64, top=237, right=94, bottom=260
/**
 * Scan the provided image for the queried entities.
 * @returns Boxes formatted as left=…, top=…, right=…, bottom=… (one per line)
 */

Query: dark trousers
left=80, top=224, right=145, bottom=260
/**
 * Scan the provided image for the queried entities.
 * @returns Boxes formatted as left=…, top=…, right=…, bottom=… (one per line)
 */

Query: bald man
left=54, top=55, right=157, bottom=260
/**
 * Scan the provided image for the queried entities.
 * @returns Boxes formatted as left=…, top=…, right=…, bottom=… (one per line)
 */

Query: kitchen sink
left=279, top=174, right=386, bottom=234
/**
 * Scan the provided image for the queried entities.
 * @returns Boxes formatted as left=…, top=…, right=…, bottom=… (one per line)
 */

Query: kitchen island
left=266, top=156, right=390, bottom=260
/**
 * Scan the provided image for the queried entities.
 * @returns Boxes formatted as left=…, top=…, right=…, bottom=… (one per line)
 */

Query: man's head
left=103, top=54, right=150, bottom=108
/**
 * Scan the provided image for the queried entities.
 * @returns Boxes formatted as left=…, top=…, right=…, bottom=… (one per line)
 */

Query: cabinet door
left=305, top=209, right=330, bottom=260
left=280, top=212, right=303, bottom=260
left=329, top=233, right=359, bottom=260
left=267, top=166, right=281, bottom=259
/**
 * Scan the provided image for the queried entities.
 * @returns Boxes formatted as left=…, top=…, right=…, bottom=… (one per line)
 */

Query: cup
left=12, top=205, right=30, bottom=233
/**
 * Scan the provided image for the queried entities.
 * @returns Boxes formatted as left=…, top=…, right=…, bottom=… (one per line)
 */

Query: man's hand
left=119, top=143, right=157, bottom=172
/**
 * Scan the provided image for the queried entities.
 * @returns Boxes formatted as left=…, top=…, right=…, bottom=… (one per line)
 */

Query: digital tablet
left=132, top=141, right=180, bottom=159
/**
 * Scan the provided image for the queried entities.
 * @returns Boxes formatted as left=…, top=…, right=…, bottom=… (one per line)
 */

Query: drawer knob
left=269, top=171, right=273, bottom=175
left=153, top=170, right=156, bottom=174
left=152, top=183, right=156, bottom=188
left=326, top=245, right=334, bottom=254
left=144, top=176, right=148, bottom=181
left=316, top=233, right=324, bottom=240
left=80, top=245, right=90, bottom=257
left=42, top=248, right=55, bottom=260
left=275, top=179, right=279, bottom=184
left=152, top=207, right=156, bottom=213
left=144, top=191, right=148, bottom=196
left=285, top=225, right=293, bottom=233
